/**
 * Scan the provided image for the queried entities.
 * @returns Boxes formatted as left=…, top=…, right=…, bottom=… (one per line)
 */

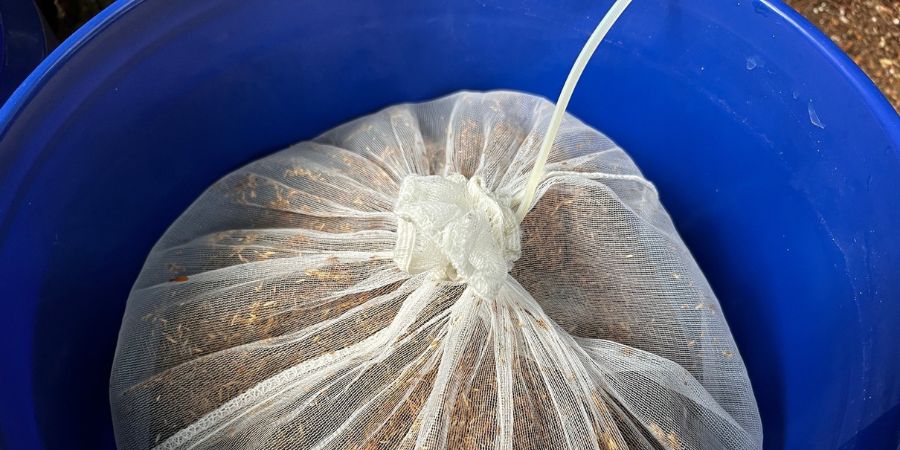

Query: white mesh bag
left=110, top=90, right=762, bottom=449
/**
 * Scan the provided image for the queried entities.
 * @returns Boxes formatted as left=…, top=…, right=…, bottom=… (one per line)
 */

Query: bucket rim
left=0, top=0, right=896, bottom=146
left=0, top=0, right=896, bottom=251
left=0, top=0, right=142, bottom=136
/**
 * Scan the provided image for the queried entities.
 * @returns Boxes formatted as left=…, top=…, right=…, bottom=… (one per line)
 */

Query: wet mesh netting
left=110, top=90, right=762, bottom=449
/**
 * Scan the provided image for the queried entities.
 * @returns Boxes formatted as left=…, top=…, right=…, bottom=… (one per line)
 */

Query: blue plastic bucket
left=1, top=0, right=898, bottom=448
left=0, top=0, right=50, bottom=103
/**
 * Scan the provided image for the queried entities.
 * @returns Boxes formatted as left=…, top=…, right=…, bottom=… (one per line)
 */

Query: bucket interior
left=0, top=0, right=898, bottom=448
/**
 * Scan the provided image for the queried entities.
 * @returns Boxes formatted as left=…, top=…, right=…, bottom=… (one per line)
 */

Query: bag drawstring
left=515, top=0, right=634, bottom=222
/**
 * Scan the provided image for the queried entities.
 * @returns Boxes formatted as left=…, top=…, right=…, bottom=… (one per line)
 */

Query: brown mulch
left=787, top=0, right=900, bottom=111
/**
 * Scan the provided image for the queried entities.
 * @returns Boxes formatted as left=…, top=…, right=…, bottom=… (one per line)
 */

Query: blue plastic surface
left=0, top=0, right=898, bottom=448
left=0, top=0, right=49, bottom=103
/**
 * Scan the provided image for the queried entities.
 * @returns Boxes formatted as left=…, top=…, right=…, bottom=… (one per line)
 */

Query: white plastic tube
left=515, top=0, right=633, bottom=222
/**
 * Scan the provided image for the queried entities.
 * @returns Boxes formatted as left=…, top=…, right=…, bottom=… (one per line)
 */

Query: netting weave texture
left=111, top=91, right=762, bottom=450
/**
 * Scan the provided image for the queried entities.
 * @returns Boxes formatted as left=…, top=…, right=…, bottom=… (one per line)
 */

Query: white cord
left=515, top=0, right=633, bottom=222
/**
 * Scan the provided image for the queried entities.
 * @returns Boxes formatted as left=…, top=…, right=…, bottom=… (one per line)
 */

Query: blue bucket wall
left=0, top=0, right=898, bottom=448
left=0, top=0, right=50, bottom=103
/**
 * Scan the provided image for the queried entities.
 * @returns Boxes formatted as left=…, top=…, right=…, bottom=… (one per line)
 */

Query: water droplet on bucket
left=745, top=57, right=759, bottom=70
left=808, top=101, right=825, bottom=129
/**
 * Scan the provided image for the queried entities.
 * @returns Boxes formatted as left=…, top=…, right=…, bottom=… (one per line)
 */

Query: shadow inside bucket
left=31, top=199, right=163, bottom=449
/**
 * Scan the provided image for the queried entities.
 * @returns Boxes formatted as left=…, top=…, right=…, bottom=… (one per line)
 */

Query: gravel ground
left=36, top=0, right=899, bottom=111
